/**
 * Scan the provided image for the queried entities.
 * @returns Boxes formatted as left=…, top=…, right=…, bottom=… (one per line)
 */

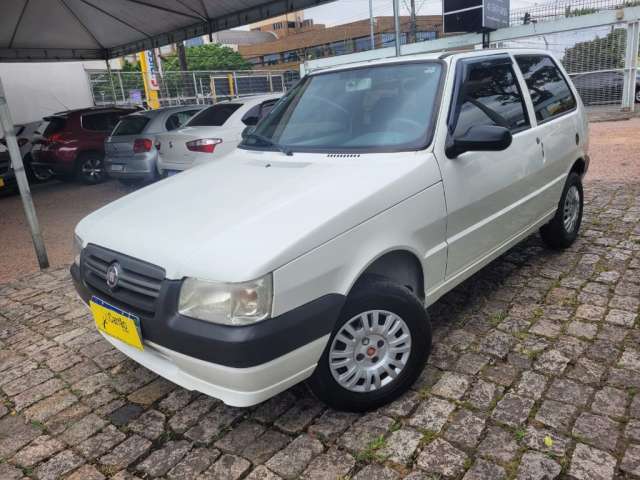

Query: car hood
left=77, top=148, right=441, bottom=281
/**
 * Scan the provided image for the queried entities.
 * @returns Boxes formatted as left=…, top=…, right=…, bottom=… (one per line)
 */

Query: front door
left=435, top=54, right=540, bottom=281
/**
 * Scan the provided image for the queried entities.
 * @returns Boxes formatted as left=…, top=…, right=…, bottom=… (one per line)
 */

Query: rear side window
left=515, top=55, right=577, bottom=123
left=165, top=110, right=200, bottom=131
left=188, top=104, right=242, bottom=127
left=82, top=112, right=121, bottom=132
left=452, top=58, right=530, bottom=138
left=42, top=117, right=67, bottom=137
left=112, top=116, right=150, bottom=136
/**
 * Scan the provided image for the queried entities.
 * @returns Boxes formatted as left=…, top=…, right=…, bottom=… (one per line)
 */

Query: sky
left=302, top=0, right=543, bottom=27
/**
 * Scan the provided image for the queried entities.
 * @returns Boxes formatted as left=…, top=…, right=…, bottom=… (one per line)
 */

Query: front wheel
left=307, top=276, right=431, bottom=412
left=76, top=153, right=106, bottom=185
left=540, top=172, right=583, bottom=249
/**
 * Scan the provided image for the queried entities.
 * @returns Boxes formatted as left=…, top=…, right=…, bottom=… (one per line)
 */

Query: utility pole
left=393, top=0, right=401, bottom=56
left=410, top=0, right=417, bottom=43
left=0, top=77, right=49, bottom=270
left=176, top=42, right=191, bottom=100
left=369, top=0, right=375, bottom=49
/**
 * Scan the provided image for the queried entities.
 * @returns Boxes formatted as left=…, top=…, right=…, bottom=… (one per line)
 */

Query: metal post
left=233, top=72, right=239, bottom=98
left=410, top=0, right=417, bottom=43
left=369, top=0, right=376, bottom=49
left=117, top=71, right=125, bottom=104
left=622, top=20, right=639, bottom=111
left=192, top=72, right=199, bottom=104
left=393, top=0, right=401, bottom=56
left=0, top=77, right=49, bottom=269
left=106, top=60, right=117, bottom=105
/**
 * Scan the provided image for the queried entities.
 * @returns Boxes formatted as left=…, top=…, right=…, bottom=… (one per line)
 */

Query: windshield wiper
left=245, top=132, right=293, bottom=156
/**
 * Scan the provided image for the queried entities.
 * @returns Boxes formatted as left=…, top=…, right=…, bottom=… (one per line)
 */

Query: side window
left=452, top=58, right=530, bottom=138
left=515, top=55, right=577, bottom=123
left=166, top=110, right=201, bottom=131
left=82, top=113, right=111, bottom=132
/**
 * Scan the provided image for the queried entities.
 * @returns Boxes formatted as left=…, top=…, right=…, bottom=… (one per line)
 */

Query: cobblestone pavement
left=1, top=178, right=639, bottom=480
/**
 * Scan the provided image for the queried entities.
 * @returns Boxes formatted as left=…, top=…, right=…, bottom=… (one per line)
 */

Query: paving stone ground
left=1, top=178, right=640, bottom=477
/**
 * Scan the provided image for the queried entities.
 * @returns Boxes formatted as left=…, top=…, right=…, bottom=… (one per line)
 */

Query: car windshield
left=112, top=116, right=150, bottom=136
left=240, top=61, right=443, bottom=153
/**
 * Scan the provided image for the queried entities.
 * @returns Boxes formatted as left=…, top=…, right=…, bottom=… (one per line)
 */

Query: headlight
left=178, top=274, right=273, bottom=326
left=73, top=234, right=83, bottom=267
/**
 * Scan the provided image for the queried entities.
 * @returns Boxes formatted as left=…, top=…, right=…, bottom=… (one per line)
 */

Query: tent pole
left=106, top=60, right=118, bottom=105
left=0, top=77, right=49, bottom=269
left=393, top=0, right=401, bottom=56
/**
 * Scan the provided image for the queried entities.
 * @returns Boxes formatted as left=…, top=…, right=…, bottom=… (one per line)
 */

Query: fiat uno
left=72, top=49, right=588, bottom=411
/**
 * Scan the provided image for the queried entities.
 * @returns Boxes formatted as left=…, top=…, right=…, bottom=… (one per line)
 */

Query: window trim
left=239, top=59, right=448, bottom=155
left=514, top=54, right=578, bottom=126
left=447, top=54, right=531, bottom=138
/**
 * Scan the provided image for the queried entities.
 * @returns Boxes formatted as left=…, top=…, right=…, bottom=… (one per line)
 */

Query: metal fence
left=496, top=23, right=635, bottom=108
left=510, top=0, right=640, bottom=26
left=87, top=69, right=300, bottom=107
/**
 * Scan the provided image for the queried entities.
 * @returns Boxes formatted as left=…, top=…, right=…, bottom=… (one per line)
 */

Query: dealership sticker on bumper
left=90, top=296, right=144, bottom=350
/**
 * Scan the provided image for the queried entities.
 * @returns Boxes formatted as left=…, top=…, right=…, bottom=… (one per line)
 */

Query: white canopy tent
left=0, top=0, right=335, bottom=269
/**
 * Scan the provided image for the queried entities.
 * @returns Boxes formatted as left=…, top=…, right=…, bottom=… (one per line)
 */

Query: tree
left=162, top=43, right=252, bottom=71
left=563, top=29, right=627, bottom=72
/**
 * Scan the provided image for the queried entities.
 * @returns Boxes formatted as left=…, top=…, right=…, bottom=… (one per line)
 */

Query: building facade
left=239, top=16, right=443, bottom=70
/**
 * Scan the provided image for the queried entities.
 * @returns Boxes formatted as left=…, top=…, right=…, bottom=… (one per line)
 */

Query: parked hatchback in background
left=156, top=94, right=280, bottom=175
left=72, top=50, right=588, bottom=411
left=571, top=69, right=640, bottom=105
left=105, top=106, right=203, bottom=185
left=31, top=107, right=138, bottom=184
left=0, top=122, right=49, bottom=192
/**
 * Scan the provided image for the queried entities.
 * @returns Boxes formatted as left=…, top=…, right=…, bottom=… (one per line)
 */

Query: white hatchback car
left=72, top=49, right=588, bottom=411
left=156, top=94, right=280, bottom=174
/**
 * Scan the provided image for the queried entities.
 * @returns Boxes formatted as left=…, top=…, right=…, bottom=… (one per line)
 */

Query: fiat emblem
left=106, top=262, right=121, bottom=289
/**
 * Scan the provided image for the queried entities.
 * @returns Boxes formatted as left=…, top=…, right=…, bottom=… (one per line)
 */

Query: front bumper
left=71, top=261, right=344, bottom=406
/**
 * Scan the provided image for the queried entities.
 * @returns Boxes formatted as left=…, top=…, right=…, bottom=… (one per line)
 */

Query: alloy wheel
left=563, top=185, right=580, bottom=233
left=329, top=310, right=412, bottom=393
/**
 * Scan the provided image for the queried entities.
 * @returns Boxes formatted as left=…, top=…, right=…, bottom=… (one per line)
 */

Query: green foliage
left=162, top=43, right=252, bottom=71
left=563, top=29, right=627, bottom=72
left=121, top=59, right=141, bottom=72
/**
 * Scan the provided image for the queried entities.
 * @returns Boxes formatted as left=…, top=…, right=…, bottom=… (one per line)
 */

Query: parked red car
left=31, top=107, right=139, bottom=184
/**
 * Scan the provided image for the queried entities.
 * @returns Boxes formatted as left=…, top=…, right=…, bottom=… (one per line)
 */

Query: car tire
left=635, top=88, right=640, bottom=104
left=76, top=153, right=106, bottom=185
left=24, top=154, right=54, bottom=183
left=540, top=172, right=583, bottom=249
left=307, top=275, right=431, bottom=412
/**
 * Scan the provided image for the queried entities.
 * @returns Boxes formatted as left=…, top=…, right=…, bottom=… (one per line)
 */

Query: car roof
left=308, top=48, right=557, bottom=76
left=124, top=105, right=204, bottom=119
left=214, top=93, right=281, bottom=108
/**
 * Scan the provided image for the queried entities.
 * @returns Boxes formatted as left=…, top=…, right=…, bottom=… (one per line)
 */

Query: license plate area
left=90, top=296, right=144, bottom=350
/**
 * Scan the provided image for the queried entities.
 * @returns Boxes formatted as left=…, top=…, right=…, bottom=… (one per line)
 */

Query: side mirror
left=446, top=125, right=512, bottom=158
left=243, top=116, right=259, bottom=127
left=241, top=126, right=256, bottom=139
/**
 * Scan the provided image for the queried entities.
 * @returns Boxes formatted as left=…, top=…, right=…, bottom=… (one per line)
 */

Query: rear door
left=435, top=54, right=539, bottom=280
left=514, top=54, right=581, bottom=216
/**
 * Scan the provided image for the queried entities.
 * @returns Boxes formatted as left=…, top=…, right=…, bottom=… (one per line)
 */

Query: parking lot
left=0, top=117, right=637, bottom=479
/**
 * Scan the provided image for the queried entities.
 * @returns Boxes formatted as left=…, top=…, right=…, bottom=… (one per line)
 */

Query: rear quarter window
left=187, top=104, right=242, bottom=127
left=515, top=55, right=577, bottom=123
left=42, top=117, right=67, bottom=137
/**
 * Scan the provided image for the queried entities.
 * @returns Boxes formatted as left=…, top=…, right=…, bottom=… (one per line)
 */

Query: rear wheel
left=307, top=276, right=431, bottom=412
left=540, top=172, right=583, bottom=249
left=76, top=153, right=105, bottom=185
left=635, top=88, right=640, bottom=104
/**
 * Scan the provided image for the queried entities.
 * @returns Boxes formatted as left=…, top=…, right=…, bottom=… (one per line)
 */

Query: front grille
left=81, top=244, right=165, bottom=318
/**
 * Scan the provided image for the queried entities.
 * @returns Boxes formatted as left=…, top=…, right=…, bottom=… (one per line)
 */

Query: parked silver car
left=105, top=105, right=203, bottom=184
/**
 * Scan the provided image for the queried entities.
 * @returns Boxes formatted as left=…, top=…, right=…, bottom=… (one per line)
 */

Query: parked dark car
left=571, top=70, right=640, bottom=106
left=30, top=107, right=139, bottom=184
left=0, top=122, right=49, bottom=192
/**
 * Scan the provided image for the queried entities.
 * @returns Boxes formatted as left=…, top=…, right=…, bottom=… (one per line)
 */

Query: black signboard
left=443, top=0, right=509, bottom=33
